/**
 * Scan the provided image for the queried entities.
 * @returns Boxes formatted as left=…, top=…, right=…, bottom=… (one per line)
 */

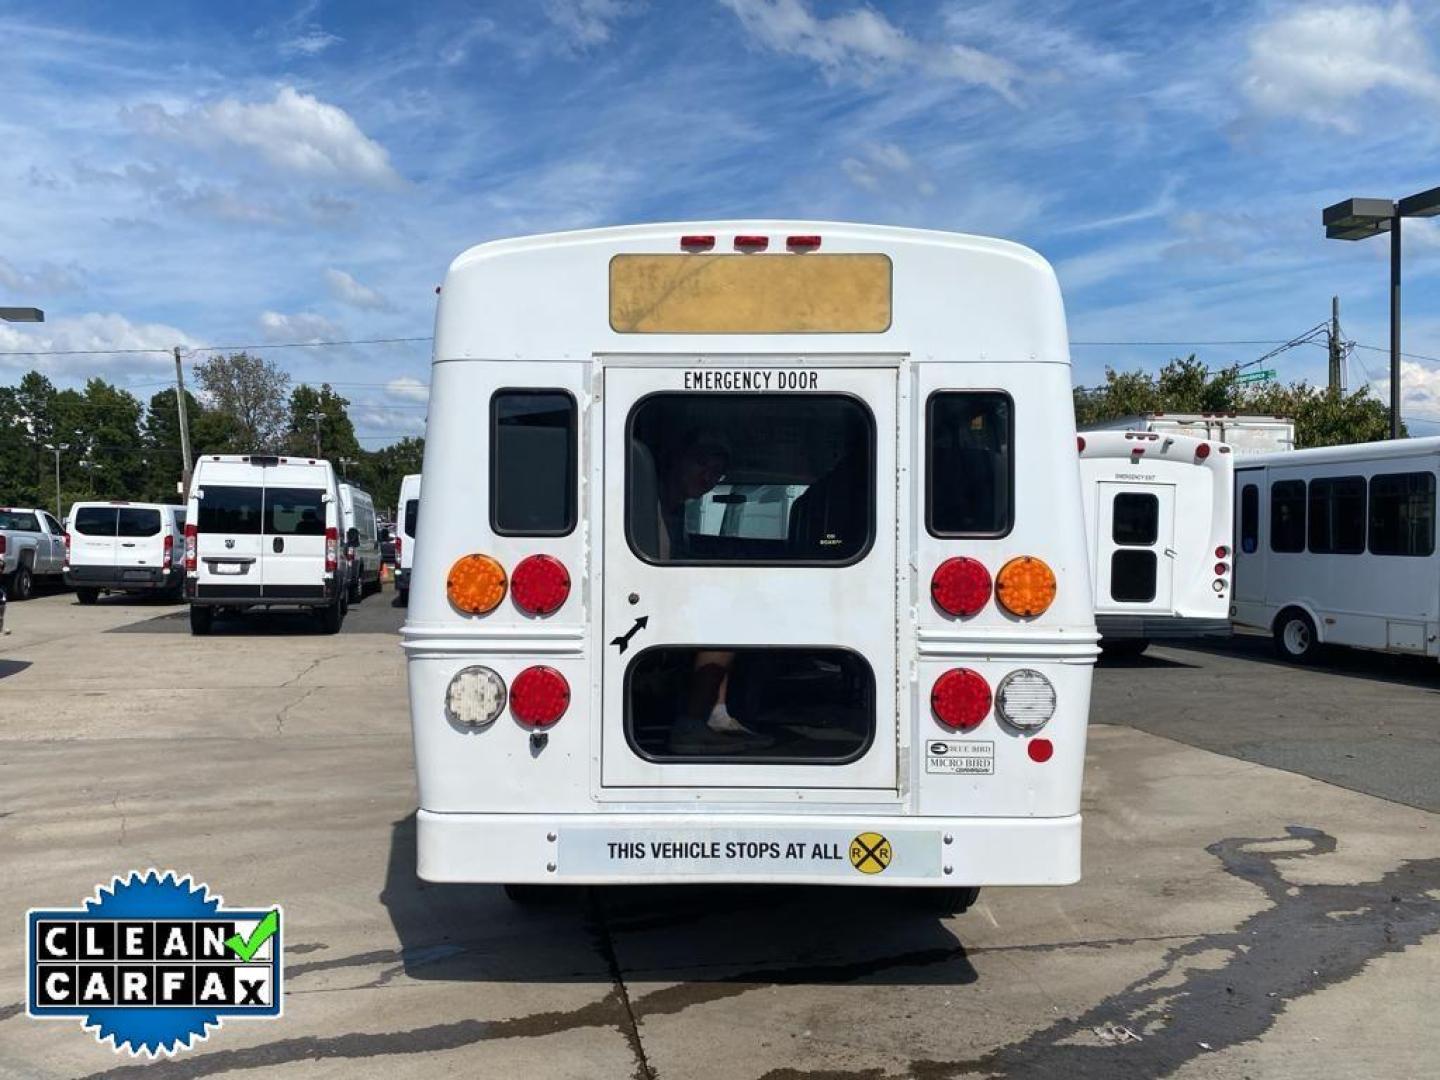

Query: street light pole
left=307, top=412, right=325, bottom=457
left=42, top=443, right=69, bottom=521
left=1389, top=210, right=1402, bottom=439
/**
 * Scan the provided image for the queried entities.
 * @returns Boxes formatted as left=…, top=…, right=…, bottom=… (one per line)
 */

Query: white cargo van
left=338, top=482, right=383, bottom=601
left=64, top=501, right=187, bottom=603
left=396, top=473, right=420, bottom=604
left=184, top=454, right=349, bottom=635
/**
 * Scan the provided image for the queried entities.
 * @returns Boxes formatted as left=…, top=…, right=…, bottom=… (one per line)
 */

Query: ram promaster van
left=184, top=454, right=349, bottom=635
left=404, top=222, right=1097, bottom=912
left=396, top=473, right=421, bottom=604
left=338, top=482, right=383, bottom=601
left=64, top=501, right=187, bottom=602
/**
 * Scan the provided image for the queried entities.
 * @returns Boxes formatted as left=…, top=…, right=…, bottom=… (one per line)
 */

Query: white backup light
left=445, top=666, right=507, bottom=729
left=995, top=669, right=1056, bottom=732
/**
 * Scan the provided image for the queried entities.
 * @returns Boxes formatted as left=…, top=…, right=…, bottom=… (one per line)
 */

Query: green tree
left=352, top=436, right=424, bottom=515
left=194, top=352, right=291, bottom=452
left=72, top=379, right=145, bottom=503
left=285, top=383, right=360, bottom=460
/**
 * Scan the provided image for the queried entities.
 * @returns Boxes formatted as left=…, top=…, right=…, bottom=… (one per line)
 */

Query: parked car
left=64, top=501, right=187, bottom=603
left=396, top=473, right=420, bottom=605
left=184, top=454, right=350, bottom=635
left=337, top=482, right=383, bottom=601
left=0, top=507, right=67, bottom=601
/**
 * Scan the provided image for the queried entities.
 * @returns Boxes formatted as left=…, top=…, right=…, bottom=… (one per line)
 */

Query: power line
left=0, top=335, right=434, bottom=358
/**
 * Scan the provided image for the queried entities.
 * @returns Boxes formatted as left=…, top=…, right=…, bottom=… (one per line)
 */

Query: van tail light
left=395, top=535, right=402, bottom=558
left=162, top=533, right=173, bottom=571
left=63, top=532, right=71, bottom=570
left=325, top=527, right=338, bottom=574
left=510, top=665, right=570, bottom=728
left=511, top=554, right=571, bottom=615
left=931, top=557, right=991, bottom=617
left=184, top=524, right=197, bottom=572
left=931, top=668, right=991, bottom=731
left=0, top=534, right=6, bottom=557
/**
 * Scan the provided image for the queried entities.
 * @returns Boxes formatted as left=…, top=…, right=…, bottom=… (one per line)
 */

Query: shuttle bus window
left=1112, top=492, right=1159, bottom=546
left=1240, top=483, right=1259, bottom=553
left=1369, top=472, right=1436, bottom=557
left=627, top=646, right=874, bottom=762
left=1307, top=476, right=1366, bottom=554
left=926, top=392, right=1013, bottom=537
left=627, top=393, right=874, bottom=564
left=1270, top=480, right=1305, bottom=552
left=491, top=390, right=577, bottom=536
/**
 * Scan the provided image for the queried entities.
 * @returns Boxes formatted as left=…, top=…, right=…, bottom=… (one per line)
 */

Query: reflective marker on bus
left=403, top=222, right=1098, bottom=911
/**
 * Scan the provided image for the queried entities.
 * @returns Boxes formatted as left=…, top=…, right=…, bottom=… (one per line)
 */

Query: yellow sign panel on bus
left=609, top=253, right=893, bottom=334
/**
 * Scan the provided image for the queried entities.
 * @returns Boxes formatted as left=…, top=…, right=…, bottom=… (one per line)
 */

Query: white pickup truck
left=0, top=507, right=68, bottom=601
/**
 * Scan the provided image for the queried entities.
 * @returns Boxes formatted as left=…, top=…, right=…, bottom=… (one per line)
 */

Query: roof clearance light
left=680, top=234, right=715, bottom=251
left=995, top=556, right=1057, bottom=618
left=931, top=557, right=992, bottom=617
left=932, top=668, right=992, bottom=731
left=1195, top=442, right=1212, bottom=460
left=510, top=665, right=570, bottom=728
left=734, top=235, right=769, bottom=251
left=511, top=554, right=571, bottom=616
left=447, top=553, right=507, bottom=615
left=995, top=669, right=1057, bottom=732
left=445, top=665, right=507, bottom=729
left=786, top=234, right=821, bottom=250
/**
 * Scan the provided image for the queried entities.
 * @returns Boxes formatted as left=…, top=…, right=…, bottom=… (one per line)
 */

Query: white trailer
left=1232, top=437, right=1439, bottom=663
left=1090, top=413, right=1294, bottom=456
left=1078, top=430, right=1234, bottom=653
left=404, top=221, right=1098, bottom=910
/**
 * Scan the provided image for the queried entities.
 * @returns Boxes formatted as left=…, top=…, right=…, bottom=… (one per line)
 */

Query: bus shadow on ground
left=373, top=814, right=978, bottom=988
left=0, top=659, right=33, bottom=679
left=1174, top=634, right=1440, bottom=693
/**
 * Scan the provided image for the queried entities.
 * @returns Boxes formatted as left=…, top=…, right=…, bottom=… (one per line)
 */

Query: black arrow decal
left=611, top=615, right=649, bottom=654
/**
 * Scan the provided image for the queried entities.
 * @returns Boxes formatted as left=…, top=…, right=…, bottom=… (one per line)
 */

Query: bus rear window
left=491, top=390, right=577, bottom=536
left=627, top=392, right=873, bottom=564
left=198, top=487, right=262, bottom=535
left=927, top=392, right=1013, bottom=537
left=626, top=647, right=874, bottom=762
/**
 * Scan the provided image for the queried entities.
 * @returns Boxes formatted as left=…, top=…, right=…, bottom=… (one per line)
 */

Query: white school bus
left=404, top=222, right=1097, bottom=909
left=1078, top=430, right=1234, bottom=653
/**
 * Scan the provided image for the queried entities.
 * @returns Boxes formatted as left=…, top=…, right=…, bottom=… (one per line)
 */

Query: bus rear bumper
left=415, top=809, right=1081, bottom=886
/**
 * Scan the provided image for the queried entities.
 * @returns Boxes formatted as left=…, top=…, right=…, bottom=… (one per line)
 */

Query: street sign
left=1236, top=369, right=1277, bottom=385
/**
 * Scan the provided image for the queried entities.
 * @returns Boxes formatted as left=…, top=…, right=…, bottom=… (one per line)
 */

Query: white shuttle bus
left=1233, top=438, right=1439, bottom=663
left=405, top=222, right=1097, bottom=909
left=1078, top=430, right=1234, bottom=654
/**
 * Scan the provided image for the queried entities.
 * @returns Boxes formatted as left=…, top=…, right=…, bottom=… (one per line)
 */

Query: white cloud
left=0, top=256, right=84, bottom=295
left=258, top=310, right=341, bottom=342
left=1362, top=357, right=1440, bottom=414
left=0, top=312, right=200, bottom=378
left=324, top=268, right=390, bottom=310
left=353, top=404, right=427, bottom=437
left=543, top=0, right=643, bottom=47
left=281, top=28, right=342, bottom=56
left=841, top=142, right=935, bottom=197
left=1244, top=3, right=1440, bottom=132
left=124, top=87, right=403, bottom=188
left=385, top=376, right=429, bottom=402
left=720, top=0, right=1021, bottom=102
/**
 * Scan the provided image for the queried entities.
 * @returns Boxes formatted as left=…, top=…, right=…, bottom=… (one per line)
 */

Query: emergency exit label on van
left=558, top=828, right=940, bottom=878
left=925, top=740, right=994, bottom=775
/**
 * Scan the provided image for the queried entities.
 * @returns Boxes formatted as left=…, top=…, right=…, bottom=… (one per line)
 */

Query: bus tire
left=9, top=562, right=33, bottom=602
left=907, top=886, right=980, bottom=916
left=1274, top=608, right=1319, bottom=663
left=76, top=588, right=100, bottom=605
left=189, top=605, right=214, bottom=636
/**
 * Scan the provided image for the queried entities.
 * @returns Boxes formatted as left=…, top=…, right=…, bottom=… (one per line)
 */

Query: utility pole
left=307, top=412, right=325, bottom=457
left=173, top=347, right=193, bottom=498
left=1327, top=296, right=1342, bottom=392
left=42, top=442, right=69, bottom=521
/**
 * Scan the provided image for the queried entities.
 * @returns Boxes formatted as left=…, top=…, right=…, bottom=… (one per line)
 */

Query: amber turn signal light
left=995, top=556, right=1056, bottom=618
left=447, top=554, right=507, bottom=615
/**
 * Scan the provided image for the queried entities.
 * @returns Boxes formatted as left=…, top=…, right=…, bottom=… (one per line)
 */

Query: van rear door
left=600, top=362, right=899, bottom=790
left=260, top=465, right=330, bottom=599
left=116, top=507, right=164, bottom=571
left=195, top=483, right=264, bottom=591
left=70, top=506, right=118, bottom=570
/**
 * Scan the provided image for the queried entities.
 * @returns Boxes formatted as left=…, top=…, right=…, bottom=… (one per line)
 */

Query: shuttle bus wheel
left=503, top=883, right=577, bottom=907
left=906, top=886, right=981, bottom=916
left=1274, top=608, right=1319, bottom=663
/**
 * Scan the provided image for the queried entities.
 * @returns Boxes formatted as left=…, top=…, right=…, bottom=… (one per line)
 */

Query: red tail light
left=162, top=533, right=173, bottom=571
left=1195, top=442, right=1211, bottom=460
left=325, top=526, right=338, bottom=573
left=0, top=534, right=6, bottom=556
left=510, top=665, right=570, bottom=728
left=510, top=554, right=571, bottom=615
left=184, top=524, right=197, bottom=572
left=1215, top=545, right=1229, bottom=558
left=395, top=535, right=403, bottom=558
left=1215, top=562, right=1228, bottom=575
left=931, top=668, right=992, bottom=731
left=931, top=557, right=992, bottom=617
left=63, top=532, right=71, bottom=570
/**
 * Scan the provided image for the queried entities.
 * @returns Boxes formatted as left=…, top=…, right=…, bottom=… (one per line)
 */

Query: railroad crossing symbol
left=849, top=832, right=892, bottom=874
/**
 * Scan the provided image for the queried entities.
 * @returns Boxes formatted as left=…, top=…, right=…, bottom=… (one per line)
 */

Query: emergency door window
left=1112, top=492, right=1159, bottom=546
left=491, top=390, right=577, bottom=536
left=1110, top=551, right=1157, bottom=602
left=1269, top=480, right=1305, bottom=553
left=627, top=393, right=873, bottom=564
left=626, top=647, right=874, bottom=762
left=927, top=392, right=1012, bottom=536
left=197, top=487, right=262, bottom=534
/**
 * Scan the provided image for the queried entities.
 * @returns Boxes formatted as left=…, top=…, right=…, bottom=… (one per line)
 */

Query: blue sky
left=5, top=0, right=1440, bottom=444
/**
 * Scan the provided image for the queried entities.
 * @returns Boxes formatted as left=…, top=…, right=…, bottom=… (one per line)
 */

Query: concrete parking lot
left=2, top=591, right=1438, bottom=1079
